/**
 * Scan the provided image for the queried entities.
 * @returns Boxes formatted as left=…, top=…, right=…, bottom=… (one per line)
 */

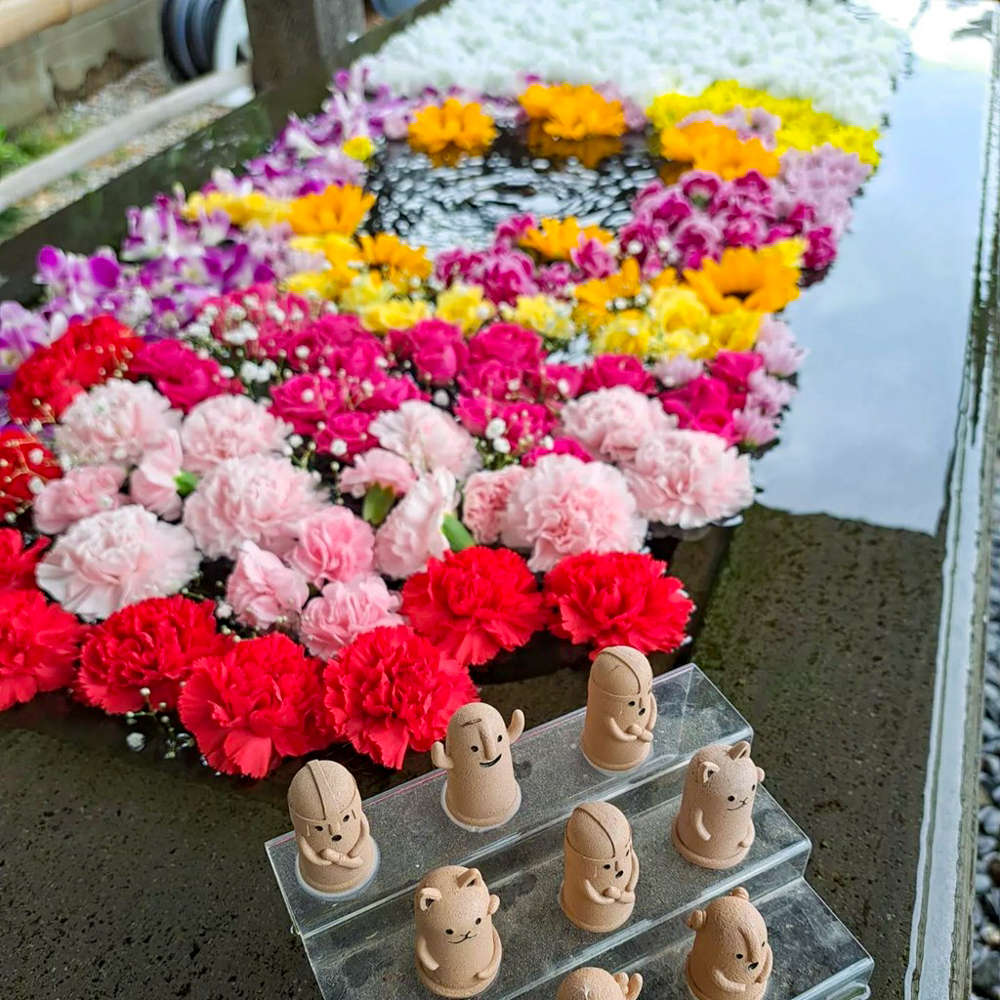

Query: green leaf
left=174, top=471, right=199, bottom=497
left=441, top=513, right=475, bottom=552
left=362, top=484, right=396, bottom=526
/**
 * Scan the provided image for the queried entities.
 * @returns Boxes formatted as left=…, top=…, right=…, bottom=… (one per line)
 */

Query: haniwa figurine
left=686, top=887, right=773, bottom=1000
left=288, top=760, right=377, bottom=896
left=414, top=865, right=502, bottom=998
left=431, top=703, right=525, bottom=830
left=560, top=801, right=639, bottom=933
left=557, top=967, right=643, bottom=1000
left=672, top=741, right=764, bottom=870
left=582, top=646, right=656, bottom=772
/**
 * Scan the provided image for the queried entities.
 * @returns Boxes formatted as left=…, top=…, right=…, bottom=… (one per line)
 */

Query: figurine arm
left=430, top=741, right=453, bottom=770
left=507, top=709, right=525, bottom=744
left=416, top=936, right=439, bottom=973
left=608, top=718, right=639, bottom=743
left=323, top=848, right=364, bottom=869
left=738, top=818, right=756, bottom=851
left=477, top=929, right=502, bottom=980
left=645, top=697, right=658, bottom=733
left=299, top=839, right=333, bottom=866
left=624, top=852, right=640, bottom=895
left=693, top=807, right=711, bottom=842
left=348, top=813, right=370, bottom=860
left=712, top=968, right=746, bottom=993
left=616, top=973, right=643, bottom=1000
left=583, top=879, right=617, bottom=905
left=757, top=947, right=773, bottom=982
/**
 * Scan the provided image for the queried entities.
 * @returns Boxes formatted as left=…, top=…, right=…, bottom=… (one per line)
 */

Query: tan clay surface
left=288, top=760, right=376, bottom=895
left=582, top=647, right=656, bottom=773
left=685, top=887, right=773, bottom=1000
left=560, top=801, right=639, bottom=933
left=557, top=966, right=643, bottom=1000
left=431, top=703, right=525, bottom=829
left=414, top=865, right=502, bottom=998
left=672, top=741, right=765, bottom=870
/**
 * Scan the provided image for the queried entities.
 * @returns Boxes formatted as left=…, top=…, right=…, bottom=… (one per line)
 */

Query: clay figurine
left=557, top=967, right=643, bottom=1000
left=685, top=887, right=773, bottom=1000
left=431, top=703, right=525, bottom=830
left=582, top=646, right=656, bottom=772
left=560, top=801, right=639, bottom=933
left=288, top=759, right=377, bottom=896
left=672, top=741, right=764, bottom=870
left=414, top=865, right=502, bottom=998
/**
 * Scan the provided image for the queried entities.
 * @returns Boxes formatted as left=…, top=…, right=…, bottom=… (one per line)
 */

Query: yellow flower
left=504, top=294, right=575, bottom=341
left=660, top=121, right=780, bottom=180
left=525, top=121, right=622, bottom=169
left=339, top=270, right=395, bottom=313
left=652, top=327, right=711, bottom=360
left=590, top=309, right=655, bottom=357
left=357, top=233, right=432, bottom=285
left=769, top=237, right=807, bottom=270
left=360, top=298, right=432, bottom=334
left=435, top=283, right=496, bottom=335
left=684, top=246, right=800, bottom=314
left=573, top=258, right=644, bottom=328
left=521, top=217, right=613, bottom=263
left=519, top=83, right=626, bottom=141
left=646, top=92, right=703, bottom=130
left=284, top=270, right=342, bottom=301
left=706, top=311, right=762, bottom=355
left=184, top=190, right=290, bottom=228
left=342, top=135, right=375, bottom=161
left=649, top=285, right=710, bottom=332
left=289, top=184, right=376, bottom=236
left=408, top=99, right=497, bottom=156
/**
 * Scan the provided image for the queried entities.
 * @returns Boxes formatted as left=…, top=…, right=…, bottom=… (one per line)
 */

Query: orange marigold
left=660, top=121, right=780, bottom=180
left=683, top=246, right=800, bottom=314
left=289, top=184, right=376, bottom=236
left=408, top=99, right=497, bottom=156
left=520, top=217, right=613, bottom=262
left=357, top=233, right=432, bottom=284
left=519, top=83, right=626, bottom=141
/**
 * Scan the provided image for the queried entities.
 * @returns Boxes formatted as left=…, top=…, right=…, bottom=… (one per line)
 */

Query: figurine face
left=447, top=705, right=511, bottom=774
left=689, top=891, right=772, bottom=991
left=585, top=837, right=634, bottom=894
left=416, top=867, right=497, bottom=944
left=610, top=688, right=653, bottom=732
left=711, top=917, right=770, bottom=986
left=697, top=745, right=763, bottom=817
left=296, top=788, right=363, bottom=851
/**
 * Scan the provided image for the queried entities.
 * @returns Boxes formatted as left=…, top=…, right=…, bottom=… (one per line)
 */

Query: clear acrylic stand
left=266, top=664, right=874, bottom=1000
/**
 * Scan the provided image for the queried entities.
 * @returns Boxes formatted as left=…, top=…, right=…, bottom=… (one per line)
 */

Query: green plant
left=0, top=128, right=30, bottom=178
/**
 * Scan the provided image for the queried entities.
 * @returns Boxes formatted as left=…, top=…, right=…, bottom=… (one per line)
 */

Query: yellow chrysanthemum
left=360, top=298, right=432, bottom=334
left=290, top=233, right=364, bottom=287
left=520, top=217, right=614, bottom=262
left=284, top=270, right=342, bottom=301
left=338, top=270, right=395, bottom=313
left=651, top=327, right=712, bottom=360
left=408, top=99, right=497, bottom=156
left=590, top=309, right=655, bottom=357
left=342, top=135, right=375, bottom=161
left=684, top=246, right=800, bottom=314
left=525, top=121, right=622, bottom=169
left=357, top=233, right=432, bottom=286
left=573, top=258, right=645, bottom=328
left=184, top=190, right=290, bottom=228
left=434, top=283, right=496, bottom=335
left=289, top=184, right=376, bottom=236
left=769, top=237, right=807, bottom=270
left=504, top=294, right=576, bottom=342
left=660, top=121, right=780, bottom=180
left=519, top=83, right=627, bottom=141
left=706, top=310, right=762, bottom=355
left=649, top=285, right=710, bottom=332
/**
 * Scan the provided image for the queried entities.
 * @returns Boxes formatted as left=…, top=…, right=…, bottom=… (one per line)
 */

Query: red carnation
left=402, top=547, right=549, bottom=668
left=544, top=551, right=694, bottom=657
left=0, top=429, right=63, bottom=518
left=0, top=588, right=86, bottom=711
left=0, top=530, right=48, bottom=591
left=7, top=315, right=140, bottom=424
left=324, top=625, right=478, bottom=769
left=178, top=633, right=332, bottom=778
left=76, top=596, right=232, bottom=714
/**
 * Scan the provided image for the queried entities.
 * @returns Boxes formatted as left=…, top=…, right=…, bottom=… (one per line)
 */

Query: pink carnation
left=623, top=430, right=755, bottom=529
left=375, top=469, right=456, bottom=579
left=181, top=395, right=291, bottom=474
left=733, top=407, right=780, bottom=448
left=746, top=368, right=797, bottom=417
left=653, top=355, right=704, bottom=387
left=753, top=318, right=806, bottom=377
left=502, top=455, right=647, bottom=572
left=33, top=464, right=127, bottom=535
left=370, top=401, right=479, bottom=477
left=338, top=448, right=417, bottom=499
left=521, top=437, right=594, bottom=467
left=130, top=430, right=184, bottom=520
left=54, top=380, right=181, bottom=466
left=560, top=386, right=676, bottom=464
left=182, top=455, right=325, bottom=559
left=36, top=505, right=200, bottom=619
left=269, top=374, right=346, bottom=436
left=226, top=541, right=309, bottom=628
left=461, top=466, right=528, bottom=544
left=299, top=575, right=404, bottom=658
left=287, top=506, right=375, bottom=585
left=469, top=322, right=544, bottom=368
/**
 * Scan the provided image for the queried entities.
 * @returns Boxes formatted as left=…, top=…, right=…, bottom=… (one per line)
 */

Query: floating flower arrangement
left=0, top=0, right=904, bottom=777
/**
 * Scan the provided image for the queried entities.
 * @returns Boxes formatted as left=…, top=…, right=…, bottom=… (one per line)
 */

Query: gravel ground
left=974, top=459, right=1000, bottom=997
left=6, top=61, right=230, bottom=237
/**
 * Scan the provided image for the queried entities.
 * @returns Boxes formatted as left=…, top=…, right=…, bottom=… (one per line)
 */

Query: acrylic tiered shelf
left=265, top=664, right=873, bottom=999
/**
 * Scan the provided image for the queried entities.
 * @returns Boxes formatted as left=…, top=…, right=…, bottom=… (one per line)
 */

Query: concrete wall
left=0, top=0, right=160, bottom=130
